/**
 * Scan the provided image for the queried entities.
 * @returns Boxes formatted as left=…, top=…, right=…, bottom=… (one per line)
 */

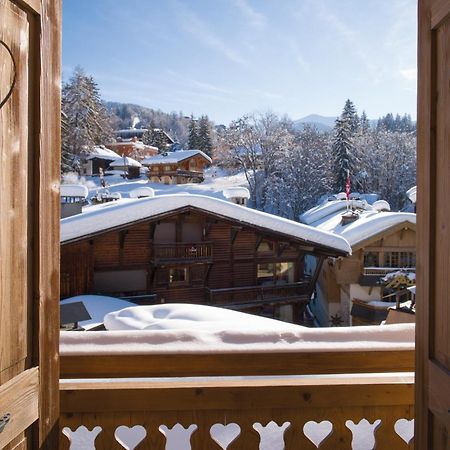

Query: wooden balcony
left=152, top=242, right=213, bottom=263
left=363, top=267, right=416, bottom=277
left=206, top=282, right=310, bottom=308
left=58, top=336, right=415, bottom=449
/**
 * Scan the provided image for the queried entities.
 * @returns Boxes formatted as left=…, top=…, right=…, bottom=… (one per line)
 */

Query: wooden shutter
left=416, top=0, right=450, bottom=447
left=0, top=0, right=60, bottom=448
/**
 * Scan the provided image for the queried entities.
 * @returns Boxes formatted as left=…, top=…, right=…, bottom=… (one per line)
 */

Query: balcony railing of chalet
left=59, top=328, right=415, bottom=449
left=206, top=282, right=310, bottom=308
left=363, top=267, right=416, bottom=277
left=150, top=169, right=204, bottom=178
left=153, top=242, right=213, bottom=263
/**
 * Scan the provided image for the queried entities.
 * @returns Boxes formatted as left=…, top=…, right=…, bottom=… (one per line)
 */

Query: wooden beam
left=60, top=350, right=415, bottom=379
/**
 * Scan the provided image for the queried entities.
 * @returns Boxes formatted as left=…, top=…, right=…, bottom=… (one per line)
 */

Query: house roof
left=86, top=145, right=121, bottom=161
left=300, top=199, right=416, bottom=249
left=109, top=156, right=142, bottom=167
left=141, top=150, right=212, bottom=166
left=60, top=194, right=351, bottom=255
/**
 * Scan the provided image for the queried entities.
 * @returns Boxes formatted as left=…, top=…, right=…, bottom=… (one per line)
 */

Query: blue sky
left=63, top=0, right=417, bottom=124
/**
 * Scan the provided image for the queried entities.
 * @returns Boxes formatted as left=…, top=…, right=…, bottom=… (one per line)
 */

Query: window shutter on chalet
left=417, top=0, right=450, bottom=447
left=0, top=0, right=61, bottom=448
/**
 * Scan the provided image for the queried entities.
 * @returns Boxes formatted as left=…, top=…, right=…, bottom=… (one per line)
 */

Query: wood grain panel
left=0, top=0, right=29, bottom=378
left=0, top=368, right=39, bottom=449
left=60, top=350, right=415, bottom=379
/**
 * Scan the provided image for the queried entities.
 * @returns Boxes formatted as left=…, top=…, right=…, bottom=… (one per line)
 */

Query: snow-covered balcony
left=59, top=305, right=415, bottom=449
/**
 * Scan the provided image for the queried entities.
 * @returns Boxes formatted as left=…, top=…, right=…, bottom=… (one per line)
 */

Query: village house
left=60, top=194, right=350, bottom=324
left=142, top=149, right=212, bottom=184
left=106, top=155, right=142, bottom=179
left=300, top=197, right=416, bottom=326
left=81, top=145, right=121, bottom=176
left=106, top=137, right=158, bottom=161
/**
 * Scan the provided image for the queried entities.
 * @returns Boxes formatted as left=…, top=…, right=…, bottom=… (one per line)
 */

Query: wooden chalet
left=142, top=149, right=212, bottom=184
left=82, top=145, right=121, bottom=176
left=106, top=156, right=142, bottom=179
left=300, top=199, right=416, bottom=326
left=0, top=0, right=448, bottom=448
left=60, top=195, right=350, bottom=324
left=106, top=137, right=158, bottom=161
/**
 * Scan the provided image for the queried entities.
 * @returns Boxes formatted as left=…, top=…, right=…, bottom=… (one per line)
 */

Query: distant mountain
left=293, top=114, right=337, bottom=132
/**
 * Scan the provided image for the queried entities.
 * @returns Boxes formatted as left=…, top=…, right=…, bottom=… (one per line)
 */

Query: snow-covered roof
left=222, top=187, right=250, bottom=199
left=328, top=212, right=415, bottom=247
left=61, top=194, right=351, bottom=254
left=406, top=186, right=416, bottom=203
left=60, top=184, right=89, bottom=199
left=86, top=145, right=121, bottom=161
left=141, top=150, right=212, bottom=165
left=129, top=187, right=155, bottom=199
left=300, top=199, right=371, bottom=225
left=109, top=156, right=142, bottom=168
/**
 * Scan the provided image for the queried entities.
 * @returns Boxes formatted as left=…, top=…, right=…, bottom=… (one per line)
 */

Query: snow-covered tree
left=188, top=116, right=201, bottom=149
left=332, top=116, right=355, bottom=192
left=143, top=127, right=169, bottom=152
left=197, top=115, right=213, bottom=156
left=341, top=99, right=359, bottom=133
left=61, top=67, right=113, bottom=162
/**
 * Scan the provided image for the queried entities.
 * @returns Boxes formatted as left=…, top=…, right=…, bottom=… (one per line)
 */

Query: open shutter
left=416, top=0, right=450, bottom=447
left=0, top=0, right=60, bottom=449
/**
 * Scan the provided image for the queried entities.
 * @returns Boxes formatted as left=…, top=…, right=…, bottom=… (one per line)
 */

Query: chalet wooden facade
left=61, top=196, right=349, bottom=323
left=301, top=201, right=416, bottom=326
left=142, top=150, right=212, bottom=184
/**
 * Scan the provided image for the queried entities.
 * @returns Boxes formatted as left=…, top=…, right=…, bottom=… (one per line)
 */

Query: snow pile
left=60, top=184, right=89, bottom=199
left=60, top=295, right=136, bottom=329
left=86, top=145, right=121, bottom=161
left=222, top=186, right=250, bottom=200
left=104, top=303, right=302, bottom=332
left=60, top=194, right=351, bottom=254
left=60, top=319, right=415, bottom=355
left=372, top=200, right=391, bottom=212
left=142, top=149, right=212, bottom=165
left=109, top=156, right=142, bottom=168
left=382, top=271, right=416, bottom=282
left=129, top=187, right=155, bottom=199
left=406, top=186, right=416, bottom=203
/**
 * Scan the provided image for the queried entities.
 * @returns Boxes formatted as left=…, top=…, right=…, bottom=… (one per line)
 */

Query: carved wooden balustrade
left=59, top=347, right=415, bottom=449
left=152, top=242, right=213, bottom=263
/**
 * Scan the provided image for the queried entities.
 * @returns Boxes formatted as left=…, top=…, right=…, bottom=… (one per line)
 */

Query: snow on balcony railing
left=363, top=267, right=416, bottom=277
left=59, top=323, right=415, bottom=449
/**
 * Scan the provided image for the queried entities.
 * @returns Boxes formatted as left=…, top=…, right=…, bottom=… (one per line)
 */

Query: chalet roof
left=60, top=194, right=351, bottom=255
left=406, top=186, right=416, bottom=203
left=60, top=184, right=89, bottom=199
left=300, top=199, right=416, bottom=249
left=109, top=156, right=142, bottom=168
left=141, top=150, right=212, bottom=166
left=86, top=145, right=121, bottom=161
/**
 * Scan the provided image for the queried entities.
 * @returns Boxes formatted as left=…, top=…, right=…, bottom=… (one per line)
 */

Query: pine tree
left=332, top=116, right=355, bottom=192
left=188, top=116, right=200, bottom=149
left=61, top=66, right=113, bottom=162
left=360, top=110, right=370, bottom=134
left=341, top=99, right=359, bottom=133
left=197, top=115, right=213, bottom=156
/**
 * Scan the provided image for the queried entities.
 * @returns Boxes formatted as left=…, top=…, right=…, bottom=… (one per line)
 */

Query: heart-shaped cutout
left=0, top=40, right=16, bottom=110
left=115, top=425, right=147, bottom=450
left=394, top=418, right=414, bottom=444
left=303, top=421, right=333, bottom=447
left=210, top=423, right=241, bottom=449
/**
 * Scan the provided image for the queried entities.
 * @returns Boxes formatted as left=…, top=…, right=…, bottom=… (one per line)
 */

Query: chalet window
left=164, top=165, right=171, bottom=171
left=257, top=240, right=274, bottom=254
left=363, top=251, right=379, bottom=267
left=169, top=267, right=188, bottom=284
left=384, top=251, right=415, bottom=268
left=93, top=269, right=147, bottom=294
left=276, top=262, right=295, bottom=284
left=257, top=262, right=296, bottom=285
left=257, top=263, right=275, bottom=285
